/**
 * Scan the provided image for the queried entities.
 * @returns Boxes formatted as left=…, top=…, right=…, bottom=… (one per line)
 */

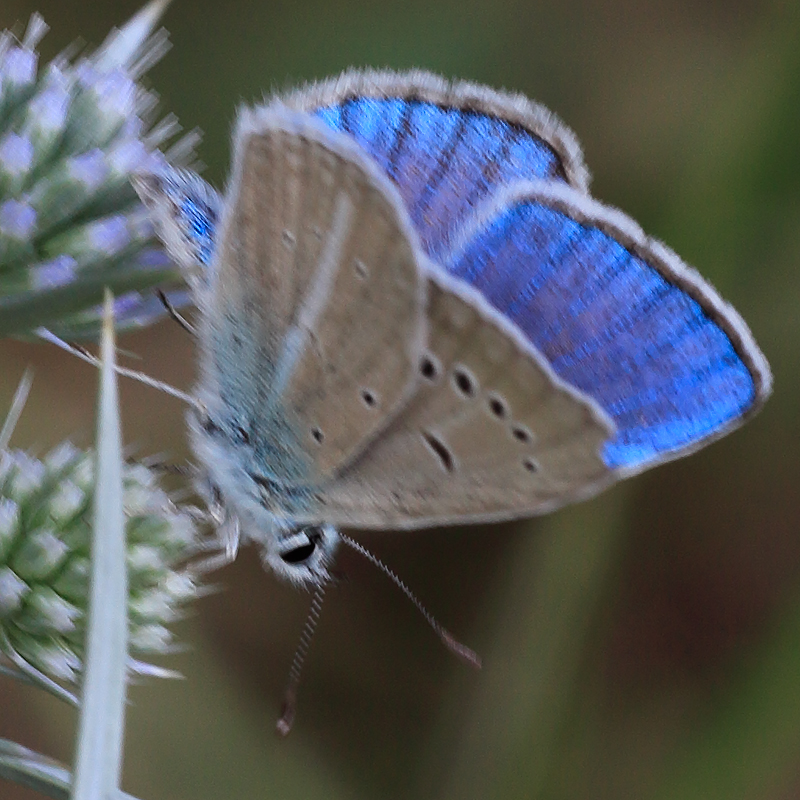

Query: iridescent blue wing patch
left=439, top=180, right=771, bottom=471
left=133, top=72, right=771, bottom=535
left=132, top=164, right=221, bottom=287
left=285, top=69, right=588, bottom=262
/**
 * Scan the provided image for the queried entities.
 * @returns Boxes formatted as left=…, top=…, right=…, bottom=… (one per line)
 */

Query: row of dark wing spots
left=304, top=334, right=575, bottom=469
left=416, top=353, right=537, bottom=475
left=419, top=352, right=533, bottom=439
left=450, top=365, right=532, bottom=442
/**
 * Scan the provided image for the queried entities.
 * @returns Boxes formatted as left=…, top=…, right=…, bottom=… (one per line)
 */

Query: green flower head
left=0, top=1, right=198, bottom=340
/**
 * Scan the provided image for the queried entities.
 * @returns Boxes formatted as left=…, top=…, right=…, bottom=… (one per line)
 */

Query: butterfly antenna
left=36, top=328, right=198, bottom=407
left=276, top=581, right=327, bottom=737
left=339, top=533, right=481, bottom=670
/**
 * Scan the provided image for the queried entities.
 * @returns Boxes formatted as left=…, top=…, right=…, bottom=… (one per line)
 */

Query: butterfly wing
left=285, top=69, right=589, bottom=262
left=138, top=82, right=770, bottom=530
left=305, top=270, right=615, bottom=529
left=135, top=70, right=590, bottom=283
left=132, top=166, right=221, bottom=285
left=196, top=106, right=427, bottom=487
left=301, top=181, right=770, bottom=529
left=439, top=181, right=772, bottom=472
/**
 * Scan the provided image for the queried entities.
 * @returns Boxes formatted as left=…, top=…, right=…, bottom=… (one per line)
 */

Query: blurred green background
left=1, top=0, right=799, bottom=798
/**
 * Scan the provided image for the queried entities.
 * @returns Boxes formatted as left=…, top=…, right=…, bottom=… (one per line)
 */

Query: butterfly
left=134, top=68, right=771, bottom=591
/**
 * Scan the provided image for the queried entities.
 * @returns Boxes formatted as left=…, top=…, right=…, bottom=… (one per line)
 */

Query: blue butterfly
left=134, top=69, right=771, bottom=590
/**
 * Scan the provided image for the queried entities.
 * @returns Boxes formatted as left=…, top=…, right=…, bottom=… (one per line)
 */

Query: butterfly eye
left=280, top=540, right=317, bottom=564
left=278, top=526, right=323, bottom=565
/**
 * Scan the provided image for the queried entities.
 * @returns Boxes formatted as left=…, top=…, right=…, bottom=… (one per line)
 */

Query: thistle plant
left=0, top=360, right=205, bottom=800
left=0, top=441, right=200, bottom=700
left=0, top=0, right=198, bottom=340
left=0, top=4, right=209, bottom=799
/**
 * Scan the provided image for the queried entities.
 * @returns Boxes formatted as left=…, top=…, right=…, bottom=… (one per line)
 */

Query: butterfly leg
left=188, top=491, right=242, bottom=573
left=157, top=289, right=197, bottom=337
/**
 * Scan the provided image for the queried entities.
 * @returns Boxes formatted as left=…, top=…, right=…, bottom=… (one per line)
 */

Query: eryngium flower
left=0, top=442, right=199, bottom=689
left=0, top=2, right=198, bottom=340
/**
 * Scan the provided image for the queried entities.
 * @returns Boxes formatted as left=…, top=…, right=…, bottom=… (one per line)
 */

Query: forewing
left=284, top=69, right=589, bottom=262
left=198, top=106, right=427, bottom=483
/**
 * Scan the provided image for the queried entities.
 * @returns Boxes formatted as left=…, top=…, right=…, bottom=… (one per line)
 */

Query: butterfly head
left=189, top=402, right=339, bottom=588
